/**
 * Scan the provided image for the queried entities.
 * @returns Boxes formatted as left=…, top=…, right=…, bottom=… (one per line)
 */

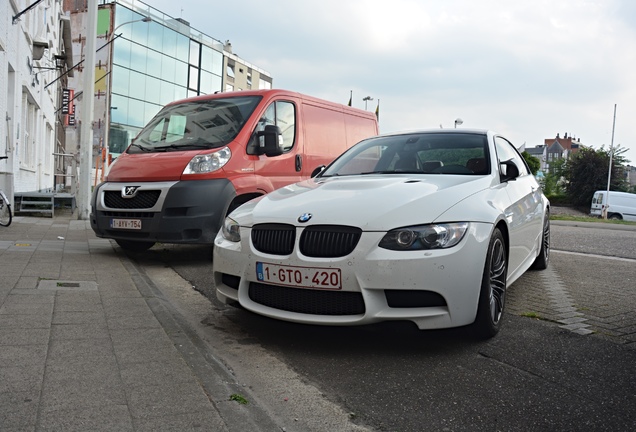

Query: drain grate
left=37, top=280, right=98, bottom=291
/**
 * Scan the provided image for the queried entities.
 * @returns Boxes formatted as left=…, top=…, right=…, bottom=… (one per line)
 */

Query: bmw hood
left=231, top=175, right=494, bottom=230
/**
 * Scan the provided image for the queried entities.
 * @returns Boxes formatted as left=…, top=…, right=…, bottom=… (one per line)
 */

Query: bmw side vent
left=104, top=190, right=160, bottom=209
left=251, top=224, right=296, bottom=255
left=300, top=225, right=362, bottom=258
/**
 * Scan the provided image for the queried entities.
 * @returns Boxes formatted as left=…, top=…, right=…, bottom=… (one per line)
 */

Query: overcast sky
left=149, top=0, right=636, bottom=166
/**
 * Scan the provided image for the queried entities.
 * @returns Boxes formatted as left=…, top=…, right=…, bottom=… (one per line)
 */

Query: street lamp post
left=454, top=118, right=463, bottom=128
left=363, top=96, right=373, bottom=110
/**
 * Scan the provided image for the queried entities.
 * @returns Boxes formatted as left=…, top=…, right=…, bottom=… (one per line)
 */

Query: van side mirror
left=258, top=125, right=284, bottom=157
left=311, top=165, right=326, bottom=178
left=500, top=160, right=520, bottom=182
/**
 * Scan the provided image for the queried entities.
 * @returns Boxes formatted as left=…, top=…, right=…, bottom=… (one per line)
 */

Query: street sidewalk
left=0, top=213, right=277, bottom=431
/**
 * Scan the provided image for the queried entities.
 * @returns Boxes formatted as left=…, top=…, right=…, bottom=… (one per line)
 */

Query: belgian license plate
left=110, top=218, right=142, bottom=230
left=256, top=262, right=342, bottom=290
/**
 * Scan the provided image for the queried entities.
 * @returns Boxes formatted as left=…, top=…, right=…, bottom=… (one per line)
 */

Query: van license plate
left=256, top=262, right=341, bottom=290
left=110, top=218, right=142, bottom=230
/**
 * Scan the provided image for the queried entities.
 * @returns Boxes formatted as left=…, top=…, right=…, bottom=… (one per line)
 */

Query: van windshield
left=128, top=96, right=262, bottom=153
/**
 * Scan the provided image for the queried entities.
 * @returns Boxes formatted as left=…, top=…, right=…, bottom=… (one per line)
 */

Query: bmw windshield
left=128, top=96, right=262, bottom=154
left=319, top=132, right=490, bottom=176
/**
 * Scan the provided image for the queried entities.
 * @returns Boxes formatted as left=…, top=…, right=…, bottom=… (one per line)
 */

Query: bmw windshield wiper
left=359, top=170, right=437, bottom=175
left=359, top=170, right=399, bottom=175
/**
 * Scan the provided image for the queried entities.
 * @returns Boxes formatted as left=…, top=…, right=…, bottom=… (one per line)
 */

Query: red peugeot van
left=90, top=89, right=379, bottom=251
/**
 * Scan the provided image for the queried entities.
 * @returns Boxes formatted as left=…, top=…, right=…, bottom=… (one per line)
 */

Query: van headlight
left=221, top=217, right=241, bottom=242
left=379, top=222, right=469, bottom=250
left=183, top=147, right=231, bottom=174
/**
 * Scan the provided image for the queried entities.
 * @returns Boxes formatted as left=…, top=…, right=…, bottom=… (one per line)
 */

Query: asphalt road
left=131, top=221, right=636, bottom=431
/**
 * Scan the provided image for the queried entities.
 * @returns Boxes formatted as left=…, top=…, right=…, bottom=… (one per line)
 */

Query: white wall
left=0, top=0, right=65, bottom=201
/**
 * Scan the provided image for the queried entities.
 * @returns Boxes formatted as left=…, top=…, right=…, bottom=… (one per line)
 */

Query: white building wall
left=0, top=0, right=65, bottom=202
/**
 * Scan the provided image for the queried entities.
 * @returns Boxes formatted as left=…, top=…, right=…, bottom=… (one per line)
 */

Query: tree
left=562, top=146, right=629, bottom=207
left=522, top=151, right=541, bottom=175
left=541, top=158, right=567, bottom=200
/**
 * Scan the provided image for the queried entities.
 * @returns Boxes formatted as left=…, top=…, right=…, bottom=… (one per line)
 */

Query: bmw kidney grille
left=251, top=224, right=361, bottom=258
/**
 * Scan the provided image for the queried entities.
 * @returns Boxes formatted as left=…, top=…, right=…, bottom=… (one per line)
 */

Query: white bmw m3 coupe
left=213, top=129, right=550, bottom=338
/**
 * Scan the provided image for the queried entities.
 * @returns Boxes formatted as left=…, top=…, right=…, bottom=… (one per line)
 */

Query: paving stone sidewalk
left=0, top=214, right=246, bottom=431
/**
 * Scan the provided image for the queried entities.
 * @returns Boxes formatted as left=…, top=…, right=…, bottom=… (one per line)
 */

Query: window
left=494, top=136, right=529, bottom=177
left=21, top=94, right=37, bottom=170
left=201, top=45, right=223, bottom=74
left=45, top=123, right=53, bottom=173
left=189, top=40, right=200, bottom=66
left=259, top=78, right=272, bottom=90
left=188, top=65, right=199, bottom=92
left=254, top=101, right=296, bottom=152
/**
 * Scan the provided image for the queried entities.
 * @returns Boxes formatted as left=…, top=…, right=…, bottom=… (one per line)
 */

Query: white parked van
left=590, top=190, right=636, bottom=221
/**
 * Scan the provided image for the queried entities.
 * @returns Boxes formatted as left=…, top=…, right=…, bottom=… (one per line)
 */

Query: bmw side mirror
left=311, top=165, right=326, bottom=178
left=500, top=160, right=520, bottom=182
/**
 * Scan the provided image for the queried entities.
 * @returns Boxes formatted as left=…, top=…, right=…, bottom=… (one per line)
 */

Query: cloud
left=147, top=0, right=636, bottom=163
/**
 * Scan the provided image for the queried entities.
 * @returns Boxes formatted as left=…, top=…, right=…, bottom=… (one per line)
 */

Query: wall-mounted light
left=32, top=39, right=49, bottom=61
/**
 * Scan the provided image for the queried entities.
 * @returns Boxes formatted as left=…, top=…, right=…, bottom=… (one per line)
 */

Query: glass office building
left=64, top=0, right=271, bottom=164
left=101, top=1, right=225, bottom=155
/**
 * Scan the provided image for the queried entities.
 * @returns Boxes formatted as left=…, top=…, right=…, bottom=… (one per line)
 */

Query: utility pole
left=603, top=104, right=617, bottom=220
left=77, top=0, right=98, bottom=220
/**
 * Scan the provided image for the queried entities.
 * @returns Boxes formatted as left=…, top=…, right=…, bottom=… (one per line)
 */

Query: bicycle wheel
left=0, top=197, right=11, bottom=227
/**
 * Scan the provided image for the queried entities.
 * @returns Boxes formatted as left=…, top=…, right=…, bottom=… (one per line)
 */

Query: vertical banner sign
left=62, top=89, right=70, bottom=114
left=68, top=90, right=75, bottom=125
left=63, top=89, right=76, bottom=126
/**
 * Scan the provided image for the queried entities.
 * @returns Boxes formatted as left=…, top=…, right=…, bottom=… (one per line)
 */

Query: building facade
left=64, top=0, right=273, bottom=187
left=1, top=0, right=272, bottom=210
left=1, top=0, right=73, bottom=205
left=223, top=41, right=271, bottom=93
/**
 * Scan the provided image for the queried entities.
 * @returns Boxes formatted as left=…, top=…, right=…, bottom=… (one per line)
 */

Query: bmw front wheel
left=472, top=228, right=507, bottom=339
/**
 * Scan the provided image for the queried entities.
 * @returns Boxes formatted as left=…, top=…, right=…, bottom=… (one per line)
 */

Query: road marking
left=553, top=249, right=636, bottom=263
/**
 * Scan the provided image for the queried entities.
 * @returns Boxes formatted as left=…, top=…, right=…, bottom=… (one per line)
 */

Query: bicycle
left=0, top=156, right=12, bottom=227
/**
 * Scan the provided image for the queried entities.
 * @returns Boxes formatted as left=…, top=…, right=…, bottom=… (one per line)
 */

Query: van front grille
left=104, top=190, right=161, bottom=209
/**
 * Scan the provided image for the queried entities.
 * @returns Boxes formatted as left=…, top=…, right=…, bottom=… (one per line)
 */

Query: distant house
left=526, top=133, right=583, bottom=174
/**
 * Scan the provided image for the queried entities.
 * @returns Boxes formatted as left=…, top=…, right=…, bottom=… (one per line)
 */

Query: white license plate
left=110, top=218, right=142, bottom=230
left=256, top=262, right=342, bottom=290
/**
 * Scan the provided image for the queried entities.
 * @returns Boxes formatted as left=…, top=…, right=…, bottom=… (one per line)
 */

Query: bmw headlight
left=221, top=217, right=241, bottom=242
left=379, top=222, right=469, bottom=250
left=183, top=147, right=231, bottom=174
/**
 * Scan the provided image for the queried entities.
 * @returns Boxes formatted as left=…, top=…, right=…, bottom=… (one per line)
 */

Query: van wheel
left=531, top=212, right=550, bottom=270
left=609, top=213, right=622, bottom=220
left=115, top=239, right=155, bottom=252
left=472, top=228, right=507, bottom=339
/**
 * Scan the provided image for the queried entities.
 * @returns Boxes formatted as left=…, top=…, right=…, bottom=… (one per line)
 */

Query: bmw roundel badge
left=298, top=213, right=312, bottom=223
